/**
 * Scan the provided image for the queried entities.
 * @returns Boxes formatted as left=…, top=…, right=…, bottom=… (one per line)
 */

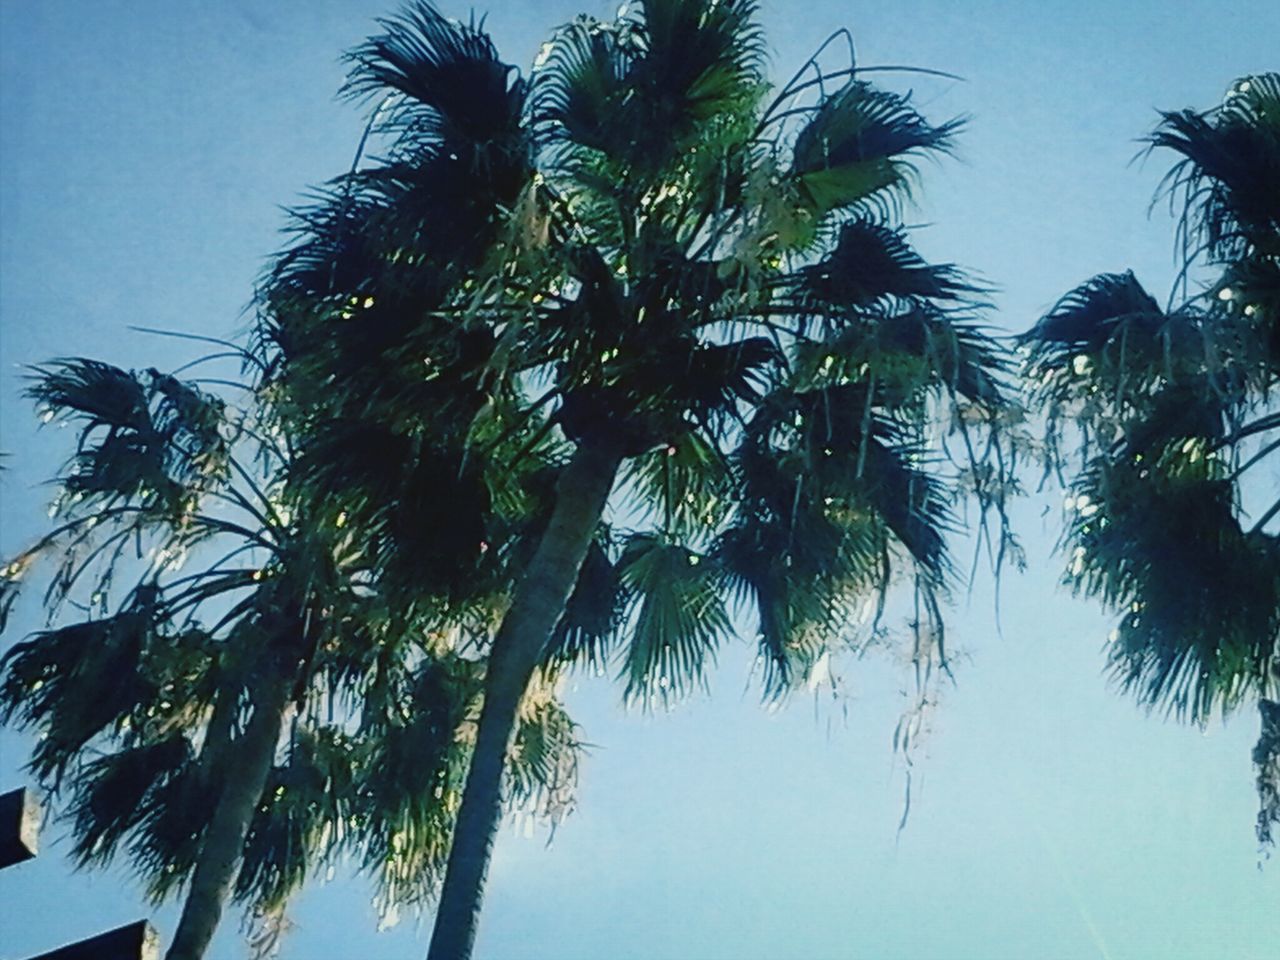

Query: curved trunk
left=165, top=665, right=294, bottom=960
left=426, top=443, right=621, bottom=960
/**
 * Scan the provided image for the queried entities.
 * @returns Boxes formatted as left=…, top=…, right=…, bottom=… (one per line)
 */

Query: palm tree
left=257, top=3, right=1021, bottom=955
left=0, top=357, right=307, bottom=959
left=1020, top=73, right=1280, bottom=851
left=0, top=358, right=585, bottom=959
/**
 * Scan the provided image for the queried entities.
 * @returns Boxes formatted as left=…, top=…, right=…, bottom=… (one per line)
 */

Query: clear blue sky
left=2, top=2, right=1278, bottom=958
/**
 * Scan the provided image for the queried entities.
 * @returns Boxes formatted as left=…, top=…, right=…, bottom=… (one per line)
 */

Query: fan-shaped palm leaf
left=790, top=81, right=962, bottom=217
left=616, top=532, right=730, bottom=703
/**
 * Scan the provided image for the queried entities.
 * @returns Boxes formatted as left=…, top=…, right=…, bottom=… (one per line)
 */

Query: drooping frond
left=27, top=360, right=228, bottom=516
left=66, top=733, right=194, bottom=869
left=621, top=430, right=733, bottom=541
left=133, top=753, right=221, bottom=902
left=0, top=609, right=161, bottom=786
left=784, top=218, right=975, bottom=312
left=234, top=725, right=359, bottom=913
left=355, top=654, right=477, bottom=908
left=1257, top=699, right=1280, bottom=850
left=1148, top=72, right=1280, bottom=267
left=616, top=533, right=730, bottom=705
left=343, top=1, right=527, bottom=153
left=543, top=533, right=626, bottom=669
left=1065, top=456, right=1280, bottom=720
left=1022, top=271, right=1165, bottom=356
left=507, top=685, right=581, bottom=822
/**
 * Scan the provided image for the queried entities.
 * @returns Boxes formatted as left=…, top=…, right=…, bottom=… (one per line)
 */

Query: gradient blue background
left=2, top=2, right=1277, bottom=958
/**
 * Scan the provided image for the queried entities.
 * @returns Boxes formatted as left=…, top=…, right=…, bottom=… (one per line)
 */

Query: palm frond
left=0, top=610, right=158, bottom=786
left=784, top=218, right=975, bottom=311
left=621, top=430, right=733, bottom=540
left=133, top=756, right=219, bottom=902
left=1067, top=456, right=1279, bottom=720
left=531, top=16, right=635, bottom=156
left=629, top=0, right=765, bottom=123
left=507, top=687, right=581, bottom=822
left=543, top=533, right=626, bottom=669
left=292, top=422, right=490, bottom=603
left=789, top=81, right=962, bottom=216
left=1021, top=271, right=1164, bottom=357
left=713, top=517, right=845, bottom=697
left=27, top=360, right=229, bottom=517
left=66, top=733, right=194, bottom=868
left=343, top=1, right=526, bottom=153
left=356, top=654, right=477, bottom=907
left=617, top=532, right=730, bottom=704
left=1256, top=699, right=1280, bottom=850
left=1148, top=73, right=1280, bottom=268
left=234, top=725, right=358, bottom=913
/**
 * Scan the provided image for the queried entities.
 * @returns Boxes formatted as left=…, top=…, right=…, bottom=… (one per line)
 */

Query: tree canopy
left=247, top=3, right=1020, bottom=955
left=0, top=356, right=582, bottom=959
left=26, top=6, right=1280, bottom=960
left=1021, top=72, right=1280, bottom=850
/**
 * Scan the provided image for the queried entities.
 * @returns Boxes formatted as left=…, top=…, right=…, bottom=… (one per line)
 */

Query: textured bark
left=165, top=665, right=294, bottom=960
left=426, top=443, right=621, bottom=960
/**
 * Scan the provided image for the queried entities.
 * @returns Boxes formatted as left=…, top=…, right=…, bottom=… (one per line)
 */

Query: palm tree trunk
left=165, top=665, right=294, bottom=960
left=426, top=442, right=621, bottom=960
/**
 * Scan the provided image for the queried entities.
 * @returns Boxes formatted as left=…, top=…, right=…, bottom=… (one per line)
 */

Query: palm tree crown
left=0, top=356, right=582, bottom=958
left=1020, top=72, right=1280, bottom=848
left=262, top=0, right=1018, bottom=700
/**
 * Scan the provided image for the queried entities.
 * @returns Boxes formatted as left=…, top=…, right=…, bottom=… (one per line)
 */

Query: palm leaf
left=617, top=532, right=730, bottom=704
left=790, top=81, right=962, bottom=216
left=1148, top=72, right=1280, bottom=265
left=356, top=654, right=477, bottom=906
left=234, top=725, right=358, bottom=913
left=531, top=16, right=635, bottom=156
left=1067, top=455, right=1279, bottom=720
left=27, top=360, right=228, bottom=515
left=785, top=218, right=974, bottom=311
left=544, top=533, right=626, bottom=669
left=1021, top=271, right=1164, bottom=356
left=507, top=689, right=581, bottom=821
left=1256, top=699, right=1280, bottom=849
left=0, top=611, right=157, bottom=785
left=622, top=430, right=733, bottom=540
left=66, top=733, right=194, bottom=868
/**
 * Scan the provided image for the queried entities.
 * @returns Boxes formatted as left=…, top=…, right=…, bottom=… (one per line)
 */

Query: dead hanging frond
left=1256, top=698, right=1280, bottom=856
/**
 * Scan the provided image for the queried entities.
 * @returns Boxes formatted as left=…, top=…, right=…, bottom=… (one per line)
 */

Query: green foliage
left=29, top=360, right=227, bottom=517
left=257, top=0, right=1019, bottom=721
left=1023, top=72, right=1280, bottom=847
left=617, top=532, right=731, bottom=702
left=3, top=6, right=1024, bottom=954
left=790, top=83, right=961, bottom=218
left=1257, top=699, right=1280, bottom=850
left=1, top=355, right=585, bottom=943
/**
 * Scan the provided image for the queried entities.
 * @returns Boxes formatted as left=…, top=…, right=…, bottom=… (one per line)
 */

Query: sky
left=1, top=1, right=1278, bottom=958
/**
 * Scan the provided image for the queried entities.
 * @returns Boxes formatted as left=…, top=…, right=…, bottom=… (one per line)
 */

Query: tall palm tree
left=1020, top=73, right=1280, bottom=851
left=0, top=359, right=586, bottom=959
left=257, top=3, right=1020, bottom=955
